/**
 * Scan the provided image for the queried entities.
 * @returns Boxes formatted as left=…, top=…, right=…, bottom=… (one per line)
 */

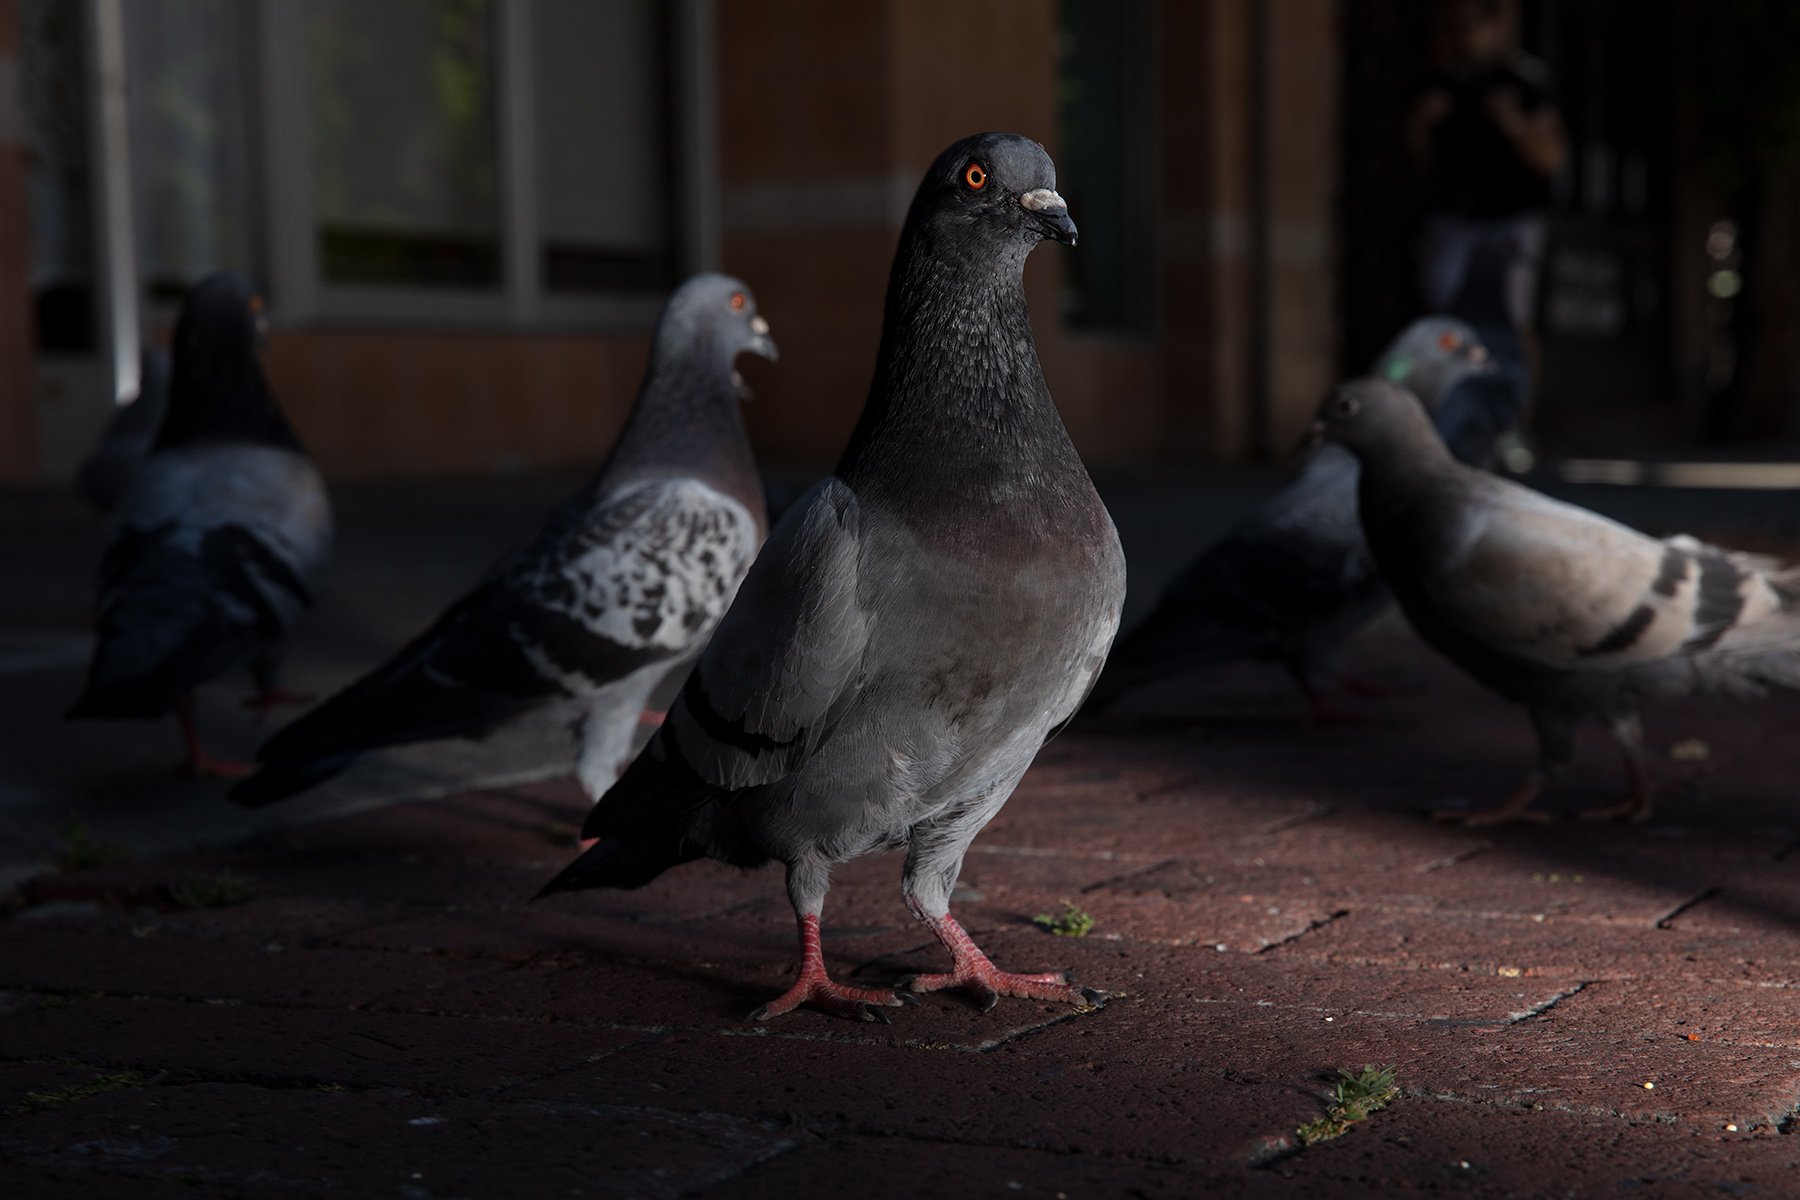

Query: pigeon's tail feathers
left=229, top=752, right=361, bottom=808
left=536, top=835, right=693, bottom=897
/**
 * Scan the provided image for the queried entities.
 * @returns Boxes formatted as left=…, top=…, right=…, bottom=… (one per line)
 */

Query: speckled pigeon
left=68, top=273, right=333, bottom=776
left=539, top=133, right=1126, bottom=1022
left=231, top=273, right=774, bottom=807
left=1317, top=377, right=1800, bottom=825
left=1086, top=317, right=1496, bottom=720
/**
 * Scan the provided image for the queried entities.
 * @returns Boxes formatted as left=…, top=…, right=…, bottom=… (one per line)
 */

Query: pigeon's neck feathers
left=838, top=219, right=1076, bottom=498
left=155, top=344, right=301, bottom=453
left=602, top=326, right=758, bottom=503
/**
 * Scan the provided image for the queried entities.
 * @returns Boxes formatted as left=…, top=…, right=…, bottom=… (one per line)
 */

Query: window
left=124, top=0, right=259, bottom=301
left=264, top=0, right=707, bottom=324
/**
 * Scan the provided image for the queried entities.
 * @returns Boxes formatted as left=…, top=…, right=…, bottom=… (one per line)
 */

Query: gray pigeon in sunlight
left=1317, top=377, right=1800, bottom=826
left=68, top=274, right=332, bottom=776
left=1086, top=317, right=1497, bottom=721
left=232, top=274, right=775, bottom=808
left=539, top=133, right=1126, bottom=1022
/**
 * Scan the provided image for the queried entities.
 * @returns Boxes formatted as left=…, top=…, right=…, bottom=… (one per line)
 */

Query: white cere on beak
left=1469, top=343, right=1489, bottom=363
left=750, top=315, right=770, bottom=337
left=1021, top=188, right=1067, bottom=214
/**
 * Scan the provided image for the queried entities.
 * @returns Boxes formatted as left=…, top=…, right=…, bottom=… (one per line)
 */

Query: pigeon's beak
left=1021, top=189, right=1078, bottom=246
left=746, top=314, right=778, bottom=363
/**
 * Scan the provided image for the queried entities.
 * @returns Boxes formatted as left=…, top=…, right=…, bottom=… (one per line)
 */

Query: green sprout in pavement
left=1031, top=899, right=1095, bottom=937
left=1296, top=1064, right=1400, bottom=1146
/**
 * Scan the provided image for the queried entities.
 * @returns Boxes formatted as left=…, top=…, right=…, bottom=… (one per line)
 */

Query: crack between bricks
left=1503, top=981, right=1588, bottom=1024
left=1262, top=804, right=1334, bottom=834
left=1254, top=909, right=1350, bottom=954
left=1652, top=887, right=1720, bottom=929
left=1077, top=856, right=1184, bottom=895
left=1414, top=840, right=1493, bottom=873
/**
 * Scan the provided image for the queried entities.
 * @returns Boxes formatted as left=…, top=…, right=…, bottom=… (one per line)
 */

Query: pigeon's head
left=657, top=273, right=778, bottom=381
left=1374, top=317, right=1492, bottom=411
left=175, top=272, right=267, bottom=364
left=908, top=132, right=1078, bottom=252
left=1310, top=378, right=1444, bottom=463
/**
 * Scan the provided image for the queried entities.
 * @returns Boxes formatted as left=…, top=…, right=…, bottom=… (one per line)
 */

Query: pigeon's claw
left=1578, top=793, right=1656, bottom=824
left=752, top=911, right=904, bottom=1022
left=749, top=974, right=903, bottom=1023
left=904, top=965, right=1090, bottom=1010
left=241, top=687, right=315, bottom=720
left=909, top=914, right=1105, bottom=1010
left=1435, top=805, right=1553, bottom=828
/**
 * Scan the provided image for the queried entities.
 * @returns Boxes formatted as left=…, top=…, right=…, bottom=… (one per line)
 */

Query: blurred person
left=1406, top=0, right=1565, bottom=469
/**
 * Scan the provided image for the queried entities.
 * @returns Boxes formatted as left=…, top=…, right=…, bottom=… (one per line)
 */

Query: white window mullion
left=84, top=0, right=138, bottom=402
left=497, top=0, right=539, bottom=326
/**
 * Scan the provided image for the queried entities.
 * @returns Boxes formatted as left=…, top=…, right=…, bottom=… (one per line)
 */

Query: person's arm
left=1406, top=88, right=1453, bottom=177
left=1484, top=87, right=1567, bottom=178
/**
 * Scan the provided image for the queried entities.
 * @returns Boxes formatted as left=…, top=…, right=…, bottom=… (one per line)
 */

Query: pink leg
left=751, top=912, right=907, bottom=1023
left=242, top=687, right=315, bottom=720
left=176, top=697, right=252, bottom=778
left=905, top=913, right=1107, bottom=1011
left=637, top=709, right=666, bottom=728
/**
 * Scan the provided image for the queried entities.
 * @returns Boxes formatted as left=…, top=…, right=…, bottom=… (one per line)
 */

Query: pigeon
left=539, top=132, right=1125, bottom=1022
left=231, top=273, right=775, bottom=808
left=1085, top=317, right=1497, bottom=720
left=77, top=346, right=172, bottom=513
left=1315, top=377, right=1800, bottom=825
left=67, top=273, right=333, bottom=776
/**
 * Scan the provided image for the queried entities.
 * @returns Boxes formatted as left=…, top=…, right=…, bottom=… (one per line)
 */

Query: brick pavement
left=6, top=625, right=1800, bottom=1197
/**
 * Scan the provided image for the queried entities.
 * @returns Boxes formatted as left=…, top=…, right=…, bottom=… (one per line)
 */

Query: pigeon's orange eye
left=1437, top=331, right=1459, bottom=351
left=248, top=294, right=265, bottom=315
left=729, top=292, right=745, bottom=311
left=964, top=162, right=987, bottom=191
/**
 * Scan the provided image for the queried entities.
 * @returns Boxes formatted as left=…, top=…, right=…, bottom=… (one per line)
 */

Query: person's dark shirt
left=1425, top=54, right=1556, bottom=220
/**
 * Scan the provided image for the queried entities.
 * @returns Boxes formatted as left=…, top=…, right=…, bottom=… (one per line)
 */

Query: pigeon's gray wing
left=234, top=476, right=759, bottom=806
left=1423, top=482, right=1789, bottom=673
left=1088, top=448, right=1376, bottom=706
left=69, top=444, right=331, bottom=718
left=587, top=477, right=871, bottom=836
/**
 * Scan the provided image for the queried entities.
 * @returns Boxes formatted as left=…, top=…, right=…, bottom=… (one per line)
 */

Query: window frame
left=253, top=0, right=718, bottom=331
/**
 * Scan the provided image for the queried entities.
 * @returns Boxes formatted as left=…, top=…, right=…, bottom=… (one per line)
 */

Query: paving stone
left=0, top=923, right=506, bottom=1009
left=0, top=996, right=650, bottom=1095
left=2, top=1081, right=798, bottom=1199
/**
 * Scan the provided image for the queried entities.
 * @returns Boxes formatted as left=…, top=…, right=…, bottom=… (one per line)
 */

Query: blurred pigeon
left=1086, top=317, right=1496, bottom=720
left=539, top=133, right=1125, bottom=1021
left=231, top=274, right=775, bottom=807
left=77, top=346, right=171, bottom=513
left=1316, top=378, right=1800, bottom=825
left=68, top=274, right=332, bottom=776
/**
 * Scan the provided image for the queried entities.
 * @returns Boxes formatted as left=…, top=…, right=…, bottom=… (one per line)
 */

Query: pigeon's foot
left=907, top=914, right=1107, bottom=1011
left=637, top=709, right=667, bottom=728
left=1578, top=794, right=1655, bottom=824
left=180, top=752, right=254, bottom=780
left=1431, top=775, right=1551, bottom=827
left=1432, top=804, right=1552, bottom=828
left=749, top=973, right=907, bottom=1023
left=175, top=696, right=252, bottom=779
left=242, top=688, right=315, bottom=720
left=750, top=912, right=906, bottom=1022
